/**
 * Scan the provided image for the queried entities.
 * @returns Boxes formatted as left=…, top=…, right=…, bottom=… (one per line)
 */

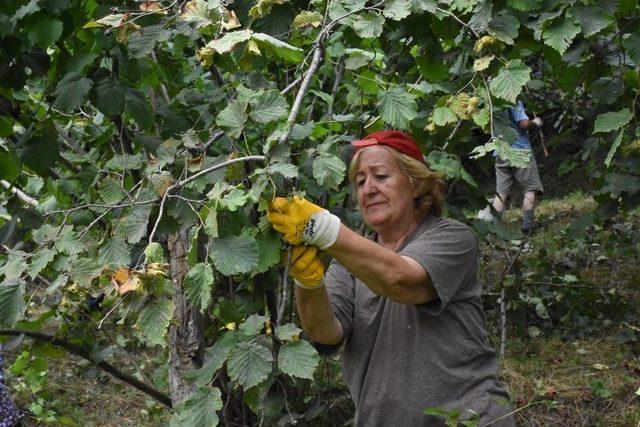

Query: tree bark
left=167, top=229, right=205, bottom=404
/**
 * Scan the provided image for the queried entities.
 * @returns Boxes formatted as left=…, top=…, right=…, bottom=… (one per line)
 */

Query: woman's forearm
left=295, top=286, right=343, bottom=345
left=326, top=225, right=436, bottom=304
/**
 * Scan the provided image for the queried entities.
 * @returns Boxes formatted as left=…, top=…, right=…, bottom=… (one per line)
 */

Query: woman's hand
left=267, top=196, right=341, bottom=250
left=289, top=245, right=325, bottom=289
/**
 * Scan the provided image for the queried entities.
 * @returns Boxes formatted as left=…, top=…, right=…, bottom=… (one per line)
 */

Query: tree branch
left=0, top=180, right=39, bottom=207
left=0, top=329, right=172, bottom=408
left=147, top=155, right=266, bottom=245
left=278, top=44, right=324, bottom=146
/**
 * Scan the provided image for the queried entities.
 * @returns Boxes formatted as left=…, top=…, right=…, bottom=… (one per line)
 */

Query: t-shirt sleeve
left=513, top=101, right=529, bottom=122
left=313, top=259, right=355, bottom=356
left=399, top=221, right=478, bottom=316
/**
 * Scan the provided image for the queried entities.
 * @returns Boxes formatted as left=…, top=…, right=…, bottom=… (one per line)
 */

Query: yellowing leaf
left=117, top=275, right=142, bottom=295
left=474, top=35, right=497, bottom=53
left=246, top=39, right=261, bottom=56
left=473, top=55, right=494, bottom=71
left=292, top=11, right=323, bottom=29
left=197, top=46, right=215, bottom=68
left=222, top=10, right=241, bottom=30
left=249, top=0, right=288, bottom=19
left=139, top=2, right=164, bottom=12
left=225, top=322, right=236, bottom=330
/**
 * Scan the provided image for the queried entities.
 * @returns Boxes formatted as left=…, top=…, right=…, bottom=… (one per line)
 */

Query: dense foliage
left=0, top=0, right=638, bottom=424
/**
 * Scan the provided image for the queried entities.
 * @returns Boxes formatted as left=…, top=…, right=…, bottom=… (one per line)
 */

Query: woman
left=267, top=130, right=515, bottom=426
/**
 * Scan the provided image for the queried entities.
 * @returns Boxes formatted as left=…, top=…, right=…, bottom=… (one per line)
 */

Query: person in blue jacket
left=492, top=100, right=543, bottom=233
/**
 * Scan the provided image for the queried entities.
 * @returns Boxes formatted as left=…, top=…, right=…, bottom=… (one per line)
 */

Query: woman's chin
left=363, top=213, right=390, bottom=228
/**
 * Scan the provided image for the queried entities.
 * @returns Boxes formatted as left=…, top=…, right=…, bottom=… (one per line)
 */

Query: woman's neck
left=376, top=210, right=428, bottom=251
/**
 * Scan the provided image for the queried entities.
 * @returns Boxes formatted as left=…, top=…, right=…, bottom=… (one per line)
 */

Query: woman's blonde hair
left=347, top=146, right=445, bottom=216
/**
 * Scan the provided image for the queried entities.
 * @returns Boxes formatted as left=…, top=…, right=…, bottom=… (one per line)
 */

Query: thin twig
left=280, top=76, right=303, bottom=96
left=435, top=7, right=479, bottom=38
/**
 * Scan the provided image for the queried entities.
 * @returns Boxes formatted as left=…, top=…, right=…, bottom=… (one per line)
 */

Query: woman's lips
left=366, top=201, right=386, bottom=209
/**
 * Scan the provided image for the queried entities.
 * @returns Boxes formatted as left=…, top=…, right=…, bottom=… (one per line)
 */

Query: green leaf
left=623, top=32, right=640, bottom=65
left=275, top=323, right=301, bottom=342
left=507, top=0, right=541, bottom=11
left=206, top=29, right=252, bottom=54
left=352, top=13, right=384, bottom=38
left=25, top=12, right=63, bottom=48
left=54, top=73, right=94, bottom=111
left=69, top=258, right=102, bottom=287
left=0, top=279, right=25, bottom=327
left=219, top=187, right=249, bottom=212
left=251, top=33, right=304, bottom=63
left=593, top=109, right=633, bottom=134
left=98, top=177, right=126, bottom=204
left=192, top=331, right=240, bottom=387
left=216, top=101, right=247, bottom=139
left=590, top=77, right=622, bottom=104
left=432, top=107, right=458, bottom=126
left=426, top=151, right=477, bottom=187
left=171, top=387, right=223, bottom=427
left=26, top=248, right=56, bottom=279
left=256, top=231, right=282, bottom=274
left=119, top=204, right=153, bottom=244
left=378, top=87, right=417, bottom=130
left=0, top=146, right=20, bottom=181
left=489, top=60, right=530, bottom=104
left=344, top=48, right=378, bottom=70
left=137, top=298, right=174, bottom=346
left=128, top=24, right=169, bottom=58
left=209, top=234, right=259, bottom=276
left=488, top=12, right=519, bottom=44
left=184, top=263, right=214, bottom=312
left=468, top=1, right=492, bottom=33
left=277, top=340, right=319, bottom=380
left=125, top=89, right=153, bottom=129
left=239, top=314, right=268, bottom=336
left=11, top=0, right=40, bottom=22
left=266, top=162, right=298, bottom=179
left=542, top=15, right=581, bottom=55
left=0, top=254, right=27, bottom=280
left=384, top=0, right=412, bottom=20
left=97, top=238, right=131, bottom=268
left=249, top=90, right=288, bottom=124
left=570, top=6, right=612, bottom=37
left=227, top=342, right=273, bottom=389
left=312, top=154, right=346, bottom=189
left=144, top=242, right=165, bottom=264
left=93, top=77, right=126, bottom=116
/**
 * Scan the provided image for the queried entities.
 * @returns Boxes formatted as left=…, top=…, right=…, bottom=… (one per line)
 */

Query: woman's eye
left=356, top=180, right=365, bottom=187
left=376, top=175, right=387, bottom=180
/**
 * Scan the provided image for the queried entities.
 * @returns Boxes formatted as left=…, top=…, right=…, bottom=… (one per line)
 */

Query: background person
left=492, top=100, right=544, bottom=233
left=267, top=130, right=515, bottom=426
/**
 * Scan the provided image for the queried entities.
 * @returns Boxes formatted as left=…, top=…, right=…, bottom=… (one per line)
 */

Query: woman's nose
left=363, top=179, right=377, bottom=196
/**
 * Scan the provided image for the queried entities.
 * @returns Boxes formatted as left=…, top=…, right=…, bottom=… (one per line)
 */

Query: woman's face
left=354, top=146, right=418, bottom=230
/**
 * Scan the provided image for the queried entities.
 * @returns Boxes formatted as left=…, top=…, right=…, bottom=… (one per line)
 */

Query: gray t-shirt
left=320, top=215, right=515, bottom=426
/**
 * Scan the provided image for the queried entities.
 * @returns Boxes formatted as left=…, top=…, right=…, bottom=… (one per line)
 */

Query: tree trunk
left=167, top=229, right=205, bottom=404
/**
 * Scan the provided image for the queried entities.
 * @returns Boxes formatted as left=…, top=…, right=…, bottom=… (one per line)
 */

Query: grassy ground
left=483, top=192, right=640, bottom=426
left=5, top=192, right=640, bottom=426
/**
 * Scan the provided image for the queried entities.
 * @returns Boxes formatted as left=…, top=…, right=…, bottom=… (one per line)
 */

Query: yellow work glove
left=267, top=196, right=341, bottom=250
left=290, top=245, right=325, bottom=289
